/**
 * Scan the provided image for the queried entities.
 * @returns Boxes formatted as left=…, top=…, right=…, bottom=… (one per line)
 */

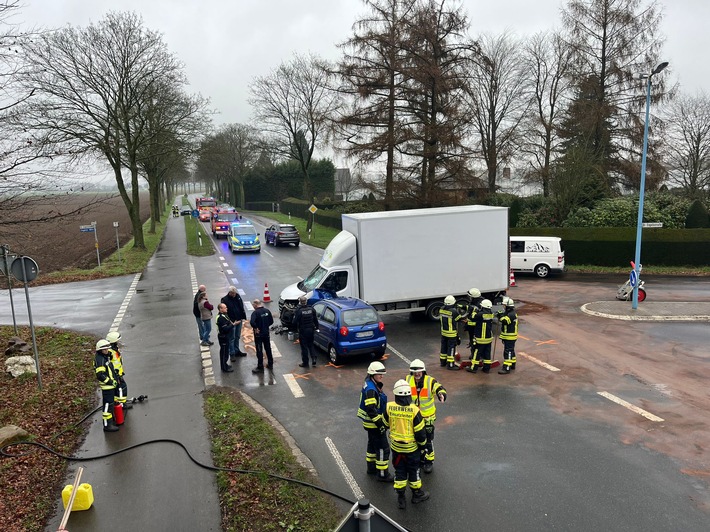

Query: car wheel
left=373, top=349, right=385, bottom=360
left=534, top=264, right=550, bottom=278
left=328, top=345, right=342, bottom=365
left=294, top=242, right=300, bottom=247
left=425, top=300, right=444, bottom=321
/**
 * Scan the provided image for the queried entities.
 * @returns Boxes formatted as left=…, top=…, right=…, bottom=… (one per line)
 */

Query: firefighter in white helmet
left=496, top=297, right=518, bottom=374
left=467, top=299, right=495, bottom=373
left=94, top=339, right=119, bottom=432
left=405, top=359, right=447, bottom=473
left=459, top=288, right=483, bottom=351
left=357, top=361, right=394, bottom=482
left=439, top=295, right=464, bottom=370
left=106, top=332, right=131, bottom=411
left=384, top=379, right=429, bottom=510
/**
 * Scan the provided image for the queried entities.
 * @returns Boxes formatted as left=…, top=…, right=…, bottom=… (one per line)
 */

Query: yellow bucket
left=61, top=483, right=94, bottom=511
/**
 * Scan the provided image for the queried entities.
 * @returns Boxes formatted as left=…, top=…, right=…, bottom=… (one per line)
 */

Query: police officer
left=357, top=361, right=394, bottom=482
left=384, top=379, right=429, bottom=510
left=250, top=299, right=274, bottom=373
left=497, top=297, right=518, bottom=374
left=439, top=295, right=464, bottom=370
left=467, top=299, right=494, bottom=373
left=293, top=295, right=319, bottom=368
left=94, top=339, right=119, bottom=433
left=460, top=287, right=482, bottom=350
left=106, top=332, right=131, bottom=411
left=405, top=359, right=446, bottom=473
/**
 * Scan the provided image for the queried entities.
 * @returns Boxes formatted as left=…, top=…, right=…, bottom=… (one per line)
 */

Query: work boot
left=440, top=360, right=446, bottom=367
left=411, top=488, right=430, bottom=504
left=482, top=364, right=491, bottom=373
left=397, top=491, right=407, bottom=509
left=376, top=471, right=394, bottom=483
left=498, top=366, right=511, bottom=374
left=447, top=363, right=458, bottom=371
left=511, top=363, right=516, bottom=370
left=367, top=463, right=377, bottom=475
left=122, top=402, right=132, bottom=410
left=103, top=421, right=119, bottom=433
left=466, top=364, right=478, bottom=373
left=422, top=461, right=433, bottom=474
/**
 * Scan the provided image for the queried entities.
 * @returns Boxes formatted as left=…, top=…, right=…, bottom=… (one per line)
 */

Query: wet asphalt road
left=2, top=210, right=709, bottom=532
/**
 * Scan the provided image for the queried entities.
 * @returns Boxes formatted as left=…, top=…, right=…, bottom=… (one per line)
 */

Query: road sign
left=642, top=222, right=663, bottom=228
left=113, top=221, right=119, bottom=228
left=0, top=253, right=16, bottom=275
left=192, top=209, right=199, bottom=218
left=629, top=269, right=637, bottom=289
left=309, top=204, right=318, bottom=214
left=10, top=256, right=39, bottom=283
left=80, top=224, right=95, bottom=232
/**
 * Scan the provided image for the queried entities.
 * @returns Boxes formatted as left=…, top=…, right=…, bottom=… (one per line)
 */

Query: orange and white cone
left=509, top=269, right=516, bottom=287
left=263, top=282, right=271, bottom=302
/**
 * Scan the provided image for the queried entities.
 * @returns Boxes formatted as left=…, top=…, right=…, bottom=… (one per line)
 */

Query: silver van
left=510, top=236, right=565, bottom=278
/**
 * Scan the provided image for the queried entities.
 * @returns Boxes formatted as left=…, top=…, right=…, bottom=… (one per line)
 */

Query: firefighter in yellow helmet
left=357, top=361, right=394, bottom=482
left=496, top=297, right=518, bottom=374
left=439, top=295, right=464, bottom=370
left=106, top=332, right=131, bottom=411
left=405, top=359, right=446, bottom=473
left=384, top=379, right=429, bottom=510
left=467, top=299, right=495, bottom=373
left=94, top=339, right=119, bottom=432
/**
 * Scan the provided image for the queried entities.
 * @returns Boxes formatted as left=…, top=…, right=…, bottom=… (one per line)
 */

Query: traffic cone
left=263, top=282, right=271, bottom=302
left=509, top=269, right=516, bottom=287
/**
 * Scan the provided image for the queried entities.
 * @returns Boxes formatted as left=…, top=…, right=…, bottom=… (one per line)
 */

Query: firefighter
left=384, top=379, right=429, bottom=510
left=94, top=339, right=119, bottom=433
left=357, top=361, right=394, bottom=482
left=459, top=287, right=483, bottom=350
left=405, top=359, right=446, bottom=473
left=467, top=299, right=495, bottom=373
left=439, top=295, right=464, bottom=370
left=497, top=297, right=518, bottom=374
left=106, top=332, right=131, bottom=411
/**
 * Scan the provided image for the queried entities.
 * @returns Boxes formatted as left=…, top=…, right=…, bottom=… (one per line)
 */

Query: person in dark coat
left=221, top=286, right=247, bottom=360
left=293, top=295, right=319, bottom=368
left=250, top=299, right=274, bottom=373
left=193, top=284, right=206, bottom=341
left=216, top=303, right=234, bottom=373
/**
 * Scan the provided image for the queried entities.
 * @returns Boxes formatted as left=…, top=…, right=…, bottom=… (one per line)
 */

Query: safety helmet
left=393, top=379, right=412, bottom=397
left=409, top=359, right=426, bottom=374
left=106, top=332, right=121, bottom=344
left=96, top=339, right=111, bottom=351
left=444, top=295, right=456, bottom=305
left=481, top=299, right=493, bottom=310
left=367, top=361, right=386, bottom=375
left=467, top=287, right=481, bottom=298
left=505, top=297, right=515, bottom=308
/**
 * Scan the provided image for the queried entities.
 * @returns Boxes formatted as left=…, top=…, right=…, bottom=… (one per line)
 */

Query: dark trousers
left=101, top=388, right=116, bottom=426
left=365, top=427, right=391, bottom=477
left=218, top=334, right=230, bottom=371
left=113, top=377, right=128, bottom=404
left=299, top=329, right=316, bottom=365
left=440, top=336, right=457, bottom=365
left=502, top=339, right=517, bottom=367
left=254, top=335, right=273, bottom=368
left=392, top=449, right=422, bottom=491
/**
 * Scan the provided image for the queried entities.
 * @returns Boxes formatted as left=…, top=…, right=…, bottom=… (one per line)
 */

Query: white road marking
left=297, top=276, right=303, bottom=281
left=270, top=340, right=282, bottom=358
left=283, top=373, right=305, bottom=398
left=325, top=437, right=364, bottom=501
left=597, top=391, right=664, bottom=422
left=226, top=269, right=233, bottom=274
left=518, top=352, right=560, bottom=372
left=231, top=278, right=239, bottom=285
left=219, top=256, right=225, bottom=261
left=222, top=262, right=229, bottom=267
left=245, top=302, right=254, bottom=312
left=262, top=249, right=274, bottom=258
left=387, top=343, right=410, bottom=365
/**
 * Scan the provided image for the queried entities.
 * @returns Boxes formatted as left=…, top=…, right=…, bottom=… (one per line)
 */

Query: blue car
left=312, top=297, right=387, bottom=365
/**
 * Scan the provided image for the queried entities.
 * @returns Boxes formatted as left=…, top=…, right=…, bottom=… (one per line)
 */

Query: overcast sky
left=16, top=0, right=709, bottom=167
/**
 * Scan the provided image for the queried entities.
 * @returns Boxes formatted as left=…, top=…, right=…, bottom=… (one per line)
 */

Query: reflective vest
left=439, top=305, right=461, bottom=338
left=386, top=401, right=424, bottom=453
left=499, top=310, right=518, bottom=341
left=357, top=378, right=387, bottom=429
left=108, top=347, right=124, bottom=376
left=473, top=310, right=494, bottom=344
left=406, top=374, right=445, bottom=420
left=94, top=351, right=117, bottom=390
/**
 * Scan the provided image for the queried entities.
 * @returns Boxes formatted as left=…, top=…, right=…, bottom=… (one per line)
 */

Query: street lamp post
left=632, top=61, right=668, bottom=310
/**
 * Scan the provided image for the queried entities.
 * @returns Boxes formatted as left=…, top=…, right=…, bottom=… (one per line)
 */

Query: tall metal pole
left=632, top=61, right=668, bottom=310
left=20, top=258, right=42, bottom=390
left=1, top=245, right=18, bottom=334
left=93, top=221, right=101, bottom=267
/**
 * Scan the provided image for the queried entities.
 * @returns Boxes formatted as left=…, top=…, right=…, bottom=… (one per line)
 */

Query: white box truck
left=279, top=205, right=510, bottom=323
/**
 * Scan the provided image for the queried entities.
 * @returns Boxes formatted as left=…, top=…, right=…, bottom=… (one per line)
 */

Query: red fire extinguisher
left=114, top=403, right=124, bottom=425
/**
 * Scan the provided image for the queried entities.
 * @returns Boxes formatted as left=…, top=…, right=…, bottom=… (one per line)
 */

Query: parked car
left=228, top=222, right=261, bottom=253
left=509, top=236, right=565, bottom=278
left=312, top=297, right=386, bottom=364
left=264, top=223, right=301, bottom=247
left=180, top=206, right=192, bottom=216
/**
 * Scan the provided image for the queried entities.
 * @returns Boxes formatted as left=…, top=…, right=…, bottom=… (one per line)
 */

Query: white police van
left=510, top=236, right=565, bottom=278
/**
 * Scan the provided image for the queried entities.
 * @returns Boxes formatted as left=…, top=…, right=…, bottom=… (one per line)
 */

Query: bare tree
left=520, top=31, right=574, bottom=197
left=18, top=12, right=190, bottom=249
left=664, top=91, right=710, bottom=199
left=249, top=53, right=339, bottom=201
left=465, top=32, right=530, bottom=194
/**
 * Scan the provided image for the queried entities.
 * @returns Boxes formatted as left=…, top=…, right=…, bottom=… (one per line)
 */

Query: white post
left=93, top=221, right=101, bottom=267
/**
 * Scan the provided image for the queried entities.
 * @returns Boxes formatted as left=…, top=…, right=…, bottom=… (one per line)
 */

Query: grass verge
left=0, top=326, right=98, bottom=532
left=566, top=264, right=710, bottom=276
left=204, top=387, right=342, bottom=531
left=185, top=214, right=215, bottom=256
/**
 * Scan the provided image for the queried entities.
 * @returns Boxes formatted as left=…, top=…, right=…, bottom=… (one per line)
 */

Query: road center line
left=283, top=373, right=305, bottom=398
left=325, top=436, right=364, bottom=501
left=518, top=351, right=560, bottom=372
left=387, top=343, right=410, bottom=365
left=597, top=391, right=664, bottom=422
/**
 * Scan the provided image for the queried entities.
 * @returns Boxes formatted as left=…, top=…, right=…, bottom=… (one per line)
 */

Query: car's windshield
left=280, top=225, right=297, bottom=232
left=232, top=226, right=255, bottom=236
left=217, top=213, right=238, bottom=222
left=342, top=308, right=379, bottom=327
left=300, top=265, right=327, bottom=291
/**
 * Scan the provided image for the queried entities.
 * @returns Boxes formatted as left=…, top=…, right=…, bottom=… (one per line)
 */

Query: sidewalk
left=581, top=301, right=710, bottom=321
left=45, top=214, right=224, bottom=531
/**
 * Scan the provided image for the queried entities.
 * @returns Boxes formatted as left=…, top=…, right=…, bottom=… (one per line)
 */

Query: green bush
left=686, top=199, right=710, bottom=228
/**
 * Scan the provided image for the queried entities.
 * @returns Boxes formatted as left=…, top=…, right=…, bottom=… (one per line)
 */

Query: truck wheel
left=328, top=345, right=342, bottom=365
left=534, top=264, right=550, bottom=278
left=425, top=301, right=444, bottom=321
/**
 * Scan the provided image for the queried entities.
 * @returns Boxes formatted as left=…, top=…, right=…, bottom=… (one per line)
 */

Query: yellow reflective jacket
left=406, top=374, right=446, bottom=421
left=384, top=401, right=426, bottom=454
